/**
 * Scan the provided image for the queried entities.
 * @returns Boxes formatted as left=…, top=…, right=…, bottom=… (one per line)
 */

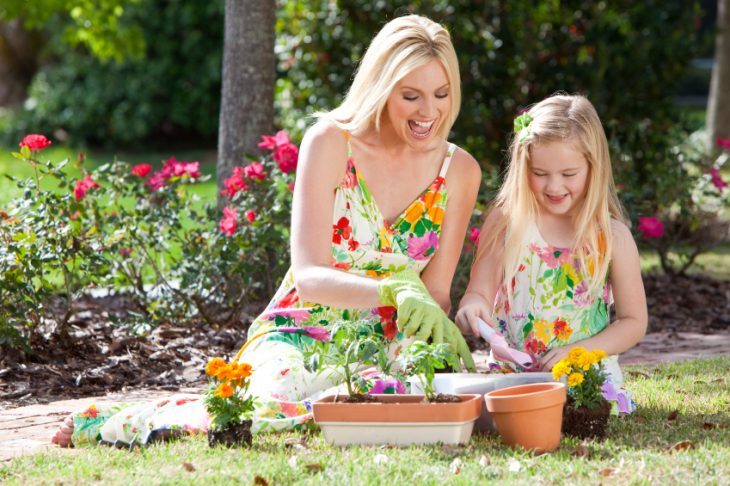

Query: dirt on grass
left=1, top=273, right=729, bottom=412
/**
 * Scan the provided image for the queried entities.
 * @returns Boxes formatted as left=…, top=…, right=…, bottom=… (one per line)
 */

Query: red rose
left=245, top=209, right=257, bottom=223
left=19, top=134, right=51, bottom=151
left=224, top=166, right=248, bottom=196
left=219, top=207, right=237, bottom=235
left=637, top=216, right=664, bottom=239
left=258, top=130, right=290, bottom=151
left=73, top=175, right=99, bottom=200
left=131, top=164, right=152, bottom=178
left=243, top=162, right=266, bottom=181
left=468, top=227, right=480, bottom=244
left=273, top=143, right=299, bottom=174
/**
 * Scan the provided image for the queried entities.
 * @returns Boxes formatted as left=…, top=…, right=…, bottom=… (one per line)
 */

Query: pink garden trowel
left=477, top=318, right=536, bottom=370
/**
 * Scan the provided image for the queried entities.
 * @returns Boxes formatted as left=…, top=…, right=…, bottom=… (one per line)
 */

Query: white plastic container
left=408, top=373, right=555, bottom=433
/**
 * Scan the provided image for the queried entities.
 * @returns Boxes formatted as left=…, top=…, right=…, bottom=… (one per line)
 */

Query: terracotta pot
left=484, top=382, right=566, bottom=452
left=312, top=394, right=482, bottom=446
left=207, top=420, right=253, bottom=448
left=562, top=399, right=611, bottom=440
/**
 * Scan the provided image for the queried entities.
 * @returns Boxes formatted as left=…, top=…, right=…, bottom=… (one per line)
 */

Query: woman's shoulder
left=446, top=143, right=481, bottom=183
left=299, top=120, right=349, bottom=172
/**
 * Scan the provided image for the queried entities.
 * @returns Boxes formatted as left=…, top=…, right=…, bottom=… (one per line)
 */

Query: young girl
left=456, top=94, right=647, bottom=413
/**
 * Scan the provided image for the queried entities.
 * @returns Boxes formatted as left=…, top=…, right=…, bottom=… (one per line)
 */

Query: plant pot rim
left=485, top=382, right=566, bottom=413
left=312, top=393, right=482, bottom=423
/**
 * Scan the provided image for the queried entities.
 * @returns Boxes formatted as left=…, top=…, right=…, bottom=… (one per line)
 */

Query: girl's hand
left=455, top=298, right=490, bottom=336
left=538, top=345, right=574, bottom=371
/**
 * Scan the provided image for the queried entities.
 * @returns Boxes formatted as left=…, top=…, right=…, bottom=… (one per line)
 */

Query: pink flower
left=245, top=209, right=257, bottom=223
left=73, top=175, right=99, bottom=200
left=160, top=157, right=200, bottom=180
left=369, top=378, right=407, bottom=395
left=258, top=130, right=290, bottom=150
left=118, top=247, right=132, bottom=258
left=717, top=137, right=730, bottom=150
left=278, top=326, right=331, bottom=342
left=223, top=166, right=248, bottom=196
left=243, top=162, right=266, bottom=181
left=146, top=172, right=165, bottom=192
left=183, top=161, right=200, bottom=178
left=468, top=226, right=480, bottom=244
left=19, top=134, right=51, bottom=151
left=219, top=207, right=237, bottom=235
left=131, top=164, right=152, bottom=177
left=637, top=216, right=664, bottom=239
left=287, top=181, right=295, bottom=192
left=709, top=167, right=727, bottom=191
left=529, top=243, right=572, bottom=268
left=273, top=143, right=299, bottom=173
left=407, top=231, right=439, bottom=260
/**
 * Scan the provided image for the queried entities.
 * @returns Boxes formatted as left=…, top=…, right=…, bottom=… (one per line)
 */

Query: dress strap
left=438, top=143, right=456, bottom=178
left=343, top=130, right=353, bottom=158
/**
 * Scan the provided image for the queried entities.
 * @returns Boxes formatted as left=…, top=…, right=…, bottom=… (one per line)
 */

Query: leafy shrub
left=0, top=131, right=297, bottom=350
left=633, top=134, right=730, bottom=275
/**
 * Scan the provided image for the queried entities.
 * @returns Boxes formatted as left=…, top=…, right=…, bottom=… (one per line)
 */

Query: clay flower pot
left=312, top=394, right=482, bottom=446
left=484, top=382, right=566, bottom=452
left=207, top=420, right=253, bottom=448
left=562, top=399, right=611, bottom=440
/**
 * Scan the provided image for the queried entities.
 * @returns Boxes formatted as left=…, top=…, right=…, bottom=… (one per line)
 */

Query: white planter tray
left=317, top=419, right=477, bottom=446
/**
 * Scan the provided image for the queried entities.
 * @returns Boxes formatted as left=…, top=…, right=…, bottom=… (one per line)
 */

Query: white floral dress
left=490, top=221, right=635, bottom=414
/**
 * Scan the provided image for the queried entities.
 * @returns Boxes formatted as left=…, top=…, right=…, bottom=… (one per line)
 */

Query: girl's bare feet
left=50, top=414, right=74, bottom=447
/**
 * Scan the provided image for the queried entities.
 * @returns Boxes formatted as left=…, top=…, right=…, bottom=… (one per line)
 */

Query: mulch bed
left=2, top=273, right=728, bottom=410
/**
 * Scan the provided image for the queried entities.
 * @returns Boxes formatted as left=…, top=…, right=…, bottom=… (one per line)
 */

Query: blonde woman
left=456, top=94, right=647, bottom=414
left=52, top=15, right=480, bottom=447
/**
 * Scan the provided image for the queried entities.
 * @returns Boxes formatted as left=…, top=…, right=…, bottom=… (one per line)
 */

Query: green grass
left=640, top=244, right=730, bottom=280
left=2, top=357, right=728, bottom=485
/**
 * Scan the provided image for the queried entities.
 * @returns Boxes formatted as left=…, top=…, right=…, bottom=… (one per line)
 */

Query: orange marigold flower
left=215, top=382, right=234, bottom=398
left=238, top=362, right=252, bottom=378
left=205, top=357, right=227, bottom=377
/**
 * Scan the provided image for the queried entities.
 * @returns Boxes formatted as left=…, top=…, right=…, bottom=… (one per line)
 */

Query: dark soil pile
left=2, top=273, right=728, bottom=410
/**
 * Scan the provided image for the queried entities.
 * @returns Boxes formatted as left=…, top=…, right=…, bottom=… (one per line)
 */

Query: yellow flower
left=551, top=359, right=571, bottom=380
left=215, top=382, right=234, bottom=398
left=534, top=319, right=552, bottom=345
left=561, top=263, right=579, bottom=284
left=591, top=349, right=608, bottom=362
left=567, top=372, right=585, bottom=387
left=568, top=347, right=587, bottom=366
left=205, top=357, right=227, bottom=378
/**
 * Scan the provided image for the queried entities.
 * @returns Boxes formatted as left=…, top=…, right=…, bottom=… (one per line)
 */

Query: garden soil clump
left=1, top=273, right=728, bottom=410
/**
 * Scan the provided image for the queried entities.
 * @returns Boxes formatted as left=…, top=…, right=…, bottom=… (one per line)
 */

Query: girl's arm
left=455, top=207, right=505, bottom=336
left=539, top=220, right=648, bottom=370
left=420, top=147, right=481, bottom=313
left=290, top=121, right=383, bottom=308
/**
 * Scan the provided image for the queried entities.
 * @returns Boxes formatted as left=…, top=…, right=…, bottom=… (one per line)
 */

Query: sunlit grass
left=1, top=357, right=728, bottom=485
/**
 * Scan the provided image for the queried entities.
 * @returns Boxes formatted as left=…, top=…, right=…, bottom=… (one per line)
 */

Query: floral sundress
left=490, top=221, right=635, bottom=414
left=239, top=133, right=457, bottom=432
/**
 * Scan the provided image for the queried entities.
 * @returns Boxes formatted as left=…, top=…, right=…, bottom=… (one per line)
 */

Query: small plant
left=398, top=341, right=458, bottom=402
left=203, top=357, right=256, bottom=445
left=551, top=347, right=608, bottom=409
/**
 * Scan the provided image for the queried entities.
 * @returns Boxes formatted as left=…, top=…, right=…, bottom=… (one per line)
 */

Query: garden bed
left=1, top=273, right=728, bottom=410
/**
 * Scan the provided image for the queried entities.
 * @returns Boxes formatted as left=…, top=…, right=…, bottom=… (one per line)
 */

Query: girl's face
left=383, top=59, right=451, bottom=147
left=528, top=141, right=590, bottom=218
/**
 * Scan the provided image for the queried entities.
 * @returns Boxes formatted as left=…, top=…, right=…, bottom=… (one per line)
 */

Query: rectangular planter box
left=408, top=373, right=555, bottom=434
left=312, top=394, right=482, bottom=446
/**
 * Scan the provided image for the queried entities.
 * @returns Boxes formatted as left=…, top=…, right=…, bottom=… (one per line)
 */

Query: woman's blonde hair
left=316, top=15, right=460, bottom=139
left=479, top=94, right=627, bottom=295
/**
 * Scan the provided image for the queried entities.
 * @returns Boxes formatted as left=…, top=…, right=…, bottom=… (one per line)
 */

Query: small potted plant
left=203, top=357, right=256, bottom=447
left=398, top=341, right=461, bottom=403
left=310, top=334, right=482, bottom=446
left=552, top=347, right=612, bottom=440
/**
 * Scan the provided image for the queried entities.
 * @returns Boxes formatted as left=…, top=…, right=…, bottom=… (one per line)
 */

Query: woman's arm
left=538, top=220, right=648, bottom=369
left=420, top=147, right=481, bottom=313
left=455, top=207, right=505, bottom=336
left=290, top=122, right=383, bottom=308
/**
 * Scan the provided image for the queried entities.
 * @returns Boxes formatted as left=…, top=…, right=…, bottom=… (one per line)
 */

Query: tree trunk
left=217, top=0, right=276, bottom=202
left=707, top=0, right=730, bottom=149
left=0, top=19, right=45, bottom=107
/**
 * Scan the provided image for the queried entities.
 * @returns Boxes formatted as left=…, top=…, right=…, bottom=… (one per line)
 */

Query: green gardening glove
left=377, top=270, right=476, bottom=372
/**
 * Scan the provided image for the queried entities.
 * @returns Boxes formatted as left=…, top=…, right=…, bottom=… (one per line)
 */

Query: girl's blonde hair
left=480, top=94, right=627, bottom=295
left=316, top=15, right=460, bottom=139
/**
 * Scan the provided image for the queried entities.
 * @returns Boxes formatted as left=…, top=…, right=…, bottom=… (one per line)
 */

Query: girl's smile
left=528, top=141, right=589, bottom=218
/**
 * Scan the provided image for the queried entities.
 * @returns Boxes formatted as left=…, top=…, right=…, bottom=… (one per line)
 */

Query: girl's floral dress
left=69, top=133, right=456, bottom=446
left=490, top=221, right=635, bottom=414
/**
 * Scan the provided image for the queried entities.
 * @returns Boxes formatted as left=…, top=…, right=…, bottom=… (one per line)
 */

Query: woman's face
left=384, top=59, right=451, bottom=147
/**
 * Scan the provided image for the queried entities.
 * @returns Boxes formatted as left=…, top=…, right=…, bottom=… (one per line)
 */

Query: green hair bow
left=513, top=112, right=533, bottom=143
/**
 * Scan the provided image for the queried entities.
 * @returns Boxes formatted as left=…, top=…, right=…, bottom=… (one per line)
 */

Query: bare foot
left=50, top=414, right=74, bottom=447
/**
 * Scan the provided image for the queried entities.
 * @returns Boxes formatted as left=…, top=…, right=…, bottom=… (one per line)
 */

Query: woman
left=53, top=14, right=481, bottom=446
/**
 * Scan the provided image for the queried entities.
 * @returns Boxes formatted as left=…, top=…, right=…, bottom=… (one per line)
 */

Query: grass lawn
left=1, top=357, right=728, bottom=484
